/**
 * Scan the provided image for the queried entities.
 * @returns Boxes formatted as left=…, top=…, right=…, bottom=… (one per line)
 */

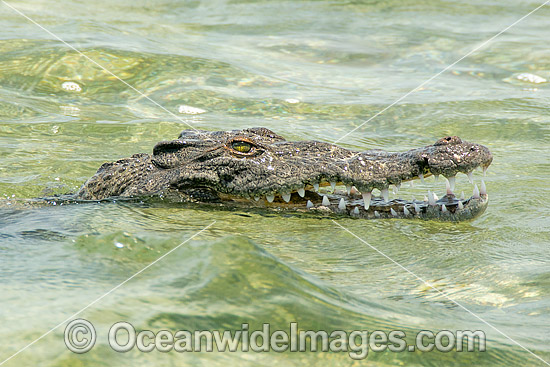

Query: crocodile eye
left=231, top=141, right=252, bottom=153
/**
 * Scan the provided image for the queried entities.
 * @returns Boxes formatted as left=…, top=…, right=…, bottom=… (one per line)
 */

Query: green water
left=1, top=0, right=550, bottom=366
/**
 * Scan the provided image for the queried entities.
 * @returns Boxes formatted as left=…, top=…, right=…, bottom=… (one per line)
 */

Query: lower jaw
left=220, top=192, right=489, bottom=222
left=336, top=195, right=489, bottom=221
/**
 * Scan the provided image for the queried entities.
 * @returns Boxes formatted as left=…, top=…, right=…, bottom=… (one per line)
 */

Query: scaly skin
left=76, top=127, right=493, bottom=221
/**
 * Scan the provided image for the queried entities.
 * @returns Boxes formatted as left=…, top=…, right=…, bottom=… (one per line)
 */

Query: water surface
left=1, top=0, right=550, bottom=366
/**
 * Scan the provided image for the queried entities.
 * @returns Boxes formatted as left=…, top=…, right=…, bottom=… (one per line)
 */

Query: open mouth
left=221, top=169, right=489, bottom=221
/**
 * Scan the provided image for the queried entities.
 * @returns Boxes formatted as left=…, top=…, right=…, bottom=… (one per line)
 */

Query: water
left=1, top=0, right=549, bottom=365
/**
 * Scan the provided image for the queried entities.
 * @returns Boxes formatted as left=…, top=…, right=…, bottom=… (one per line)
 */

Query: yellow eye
left=232, top=141, right=252, bottom=153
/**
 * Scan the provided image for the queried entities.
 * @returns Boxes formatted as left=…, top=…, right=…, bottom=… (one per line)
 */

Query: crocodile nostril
left=435, top=136, right=463, bottom=146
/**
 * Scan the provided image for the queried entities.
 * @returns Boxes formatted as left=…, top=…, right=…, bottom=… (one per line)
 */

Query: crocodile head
left=77, top=127, right=493, bottom=221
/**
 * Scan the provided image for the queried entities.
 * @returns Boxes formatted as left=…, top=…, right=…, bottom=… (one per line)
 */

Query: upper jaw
left=345, top=139, right=492, bottom=193
left=420, top=139, right=493, bottom=178
left=210, top=137, right=493, bottom=197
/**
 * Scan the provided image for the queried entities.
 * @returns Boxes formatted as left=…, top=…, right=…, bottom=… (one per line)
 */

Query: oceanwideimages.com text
left=65, top=319, right=486, bottom=359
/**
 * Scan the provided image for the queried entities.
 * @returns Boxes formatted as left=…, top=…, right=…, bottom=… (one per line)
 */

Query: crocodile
left=76, top=127, right=493, bottom=220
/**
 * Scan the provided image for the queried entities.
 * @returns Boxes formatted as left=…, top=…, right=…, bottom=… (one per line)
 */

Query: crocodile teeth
left=390, top=208, right=397, bottom=216
left=338, top=198, right=346, bottom=210
left=297, top=188, right=305, bottom=197
left=282, top=193, right=291, bottom=202
left=473, top=184, right=480, bottom=199
left=330, top=181, right=336, bottom=191
left=480, top=180, right=487, bottom=195
left=381, top=188, right=390, bottom=202
left=424, top=195, right=428, bottom=202
left=322, top=195, right=330, bottom=206
left=313, top=183, right=319, bottom=192
left=409, top=181, right=415, bottom=188
left=458, top=201, right=464, bottom=210
left=346, top=185, right=352, bottom=195
left=350, top=186, right=359, bottom=195
left=353, top=206, right=360, bottom=215
left=254, top=196, right=260, bottom=201
left=467, top=171, right=474, bottom=184
left=404, top=206, right=410, bottom=215
left=447, top=176, right=456, bottom=191
left=483, top=167, right=488, bottom=176
left=428, top=190, right=436, bottom=206
left=306, top=200, right=314, bottom=208
left=393, top=183, right=400, bottom=194
left=374, top=211, right=380, bottom=218
left=441, top=204, right=447, bottom=212
left=445, top=180, right=454, bottom=196
left=460, top=191, right=465, bottom=200
left=434, top=174, right=439, bottom=182
left=266, top=194, right=275, bottom=203
left=414, top=203, right=420, bottom=213
left=433, top=192, right=439, bottom=201
left=362, top=192, right=372, bottom=210
left=419, top=173, right=425, bottom=184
